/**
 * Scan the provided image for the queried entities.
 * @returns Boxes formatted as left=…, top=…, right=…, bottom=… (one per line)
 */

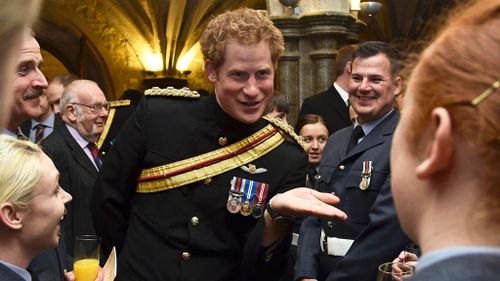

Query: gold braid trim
left=263, top=115, right=307, bottom=151
left=96, top=108, right=116, bottom=150
left=109, top=99, right=131, bottom=108
left=144, top=86, right=200, bottom=98
left=136, top=124, right=284, bottom=193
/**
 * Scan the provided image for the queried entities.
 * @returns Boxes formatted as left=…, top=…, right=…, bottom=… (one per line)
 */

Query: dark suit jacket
left=0, top=263, right=26, bottom=281
left=41, top=123, right=99, bottom=255
left=27, top=228, right=72, bottom=281
left=410, top=253, right=500, bottom=281
left=295, top=110, right=410, bottom=281
left=91, top=94, right=308, bottom=281
left=299, top=85, right=351, bottom=134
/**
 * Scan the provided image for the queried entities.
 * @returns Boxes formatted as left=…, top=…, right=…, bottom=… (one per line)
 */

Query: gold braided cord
left=144, top=86, right=200, bottom=98
left=263, top=115, right=308, bottom=151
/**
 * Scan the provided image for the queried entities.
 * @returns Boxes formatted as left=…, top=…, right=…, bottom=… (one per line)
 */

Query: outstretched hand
left=270, top=187, right=347, bottom=220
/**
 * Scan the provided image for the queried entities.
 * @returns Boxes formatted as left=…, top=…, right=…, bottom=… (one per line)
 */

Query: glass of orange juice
left=74, top=235, right=100, bottom=281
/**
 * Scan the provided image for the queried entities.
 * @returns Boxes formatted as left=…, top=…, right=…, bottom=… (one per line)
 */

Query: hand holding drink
left=74, top=235, right=101, bottom=281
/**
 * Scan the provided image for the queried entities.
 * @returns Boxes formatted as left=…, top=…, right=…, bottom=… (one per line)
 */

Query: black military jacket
left=91, top=93, right=307, bottom=281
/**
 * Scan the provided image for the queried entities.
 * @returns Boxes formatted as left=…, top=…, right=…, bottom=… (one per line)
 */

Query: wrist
left=266, top=195, right=293, bottom=224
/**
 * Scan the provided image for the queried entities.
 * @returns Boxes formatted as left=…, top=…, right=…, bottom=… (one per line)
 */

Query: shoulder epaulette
left=144, top=86, right=200, bottom=98
left=109, top=99, right=131, bottom=108
left=263, top=116, right=307, bottom=151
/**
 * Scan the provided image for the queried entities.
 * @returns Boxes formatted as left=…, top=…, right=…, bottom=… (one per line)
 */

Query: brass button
left=218, top=137, right=228, bottom=146
left=203, top=177, right=212, bottom=185
left=264, top=253, right=273, bottom=263
left=191, top=216, right=199, bottom=226
left=338, top=165, right=345, bottom=171
left=181, top=251, right=191, bottom=261
left=327, top=221, right=334, bottom=229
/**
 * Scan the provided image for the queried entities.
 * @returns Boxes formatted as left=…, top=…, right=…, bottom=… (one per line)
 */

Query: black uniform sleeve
left=90, top=99, right=148, bottom=255
left=244, top=147, right=308, bottom=281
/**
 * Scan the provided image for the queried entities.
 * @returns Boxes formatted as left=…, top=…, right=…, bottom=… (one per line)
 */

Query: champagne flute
left=74, top=235, right=100, bottom=281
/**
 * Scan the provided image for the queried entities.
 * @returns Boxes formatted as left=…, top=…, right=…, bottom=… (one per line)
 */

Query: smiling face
left=20, top=153, right=72, bottom=254
left=66, top=81, right=108, bottom=142
left=206, top=40, right=275, bottom=124
left=300, top=122, right=329, bottom=165
left=11, top=32, right=48, bottom=127
left=349, top=54, right=401, bottom=124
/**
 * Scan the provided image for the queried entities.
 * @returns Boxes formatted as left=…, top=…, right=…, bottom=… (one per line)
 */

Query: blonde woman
left=0, top=135, right=72, bottom=280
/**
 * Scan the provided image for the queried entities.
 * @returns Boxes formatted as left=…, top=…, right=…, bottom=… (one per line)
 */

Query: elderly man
left=296, top=41, right=410, bottom=281
left=42, top=79, right=109, bottom=255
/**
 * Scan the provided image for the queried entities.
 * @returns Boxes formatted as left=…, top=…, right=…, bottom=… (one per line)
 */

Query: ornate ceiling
left=36, top=0, right=453, bottom=99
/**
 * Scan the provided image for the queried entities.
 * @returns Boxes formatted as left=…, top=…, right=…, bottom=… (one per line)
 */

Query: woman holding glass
left=391, top=0, right=500, bottom=280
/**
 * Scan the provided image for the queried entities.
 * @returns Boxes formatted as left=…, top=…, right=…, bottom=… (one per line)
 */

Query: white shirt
left=333, top=82, right=349, bottom=106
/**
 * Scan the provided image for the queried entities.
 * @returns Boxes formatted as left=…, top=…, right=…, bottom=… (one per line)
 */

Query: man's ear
left=415, top=107, right=453, bottom=179
left=344, top=61, right=352, bottom=75
left=393, top=76, right=403, bottom=97
left=205, top=59, right=217, bottom=82
left=66, top=104, right=77, bottom=122
left=0, top=203, right=24, bottom=230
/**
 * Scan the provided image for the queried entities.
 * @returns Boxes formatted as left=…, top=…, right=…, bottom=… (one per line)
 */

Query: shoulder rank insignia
left=263, top=115, right=307, bottom=151
left=241, top=163, right=267, bottom=174
left=108, top=99, right=131, bottom=108
left=144, top=86, right=200, bottom=98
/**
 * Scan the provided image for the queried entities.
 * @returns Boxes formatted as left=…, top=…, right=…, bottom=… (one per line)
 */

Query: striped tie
left=87, top=142, right=102, bottom=168
left=34, top=124, right=46, bottom=143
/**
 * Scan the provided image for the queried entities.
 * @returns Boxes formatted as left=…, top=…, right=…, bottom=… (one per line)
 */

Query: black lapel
left=326, top=85, right=351, bottom=125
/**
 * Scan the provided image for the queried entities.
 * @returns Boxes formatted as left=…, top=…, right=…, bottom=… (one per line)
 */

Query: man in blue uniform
left=91, top=8, right=347, bottom=281
left=295, top=41, right=410, bottom=281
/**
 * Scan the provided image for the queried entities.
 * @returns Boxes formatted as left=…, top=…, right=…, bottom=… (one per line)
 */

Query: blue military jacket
left=296, top=110, right=410, bottom=281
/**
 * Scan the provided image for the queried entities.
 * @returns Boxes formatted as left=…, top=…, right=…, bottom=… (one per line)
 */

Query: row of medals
left=226, top=191, right=264, bottom=218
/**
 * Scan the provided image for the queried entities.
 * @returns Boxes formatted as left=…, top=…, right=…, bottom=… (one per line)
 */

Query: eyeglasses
left=71, top=102, right=110, bottom=112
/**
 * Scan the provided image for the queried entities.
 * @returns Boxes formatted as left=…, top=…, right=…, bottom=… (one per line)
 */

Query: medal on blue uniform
left=359, top=161, right=373, bottom=190
left=240, top=179, right=256, bottom=216
left=226, top=177, right=244, bottom=213
left=252, top=182, right=269, bottom=218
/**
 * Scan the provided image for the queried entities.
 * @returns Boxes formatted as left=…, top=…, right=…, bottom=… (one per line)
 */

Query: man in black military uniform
left=90, top=8, right=346, bottom=281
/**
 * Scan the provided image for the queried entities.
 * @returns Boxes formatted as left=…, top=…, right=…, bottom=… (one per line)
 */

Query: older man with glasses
left=41, top=79, right=109, bottom=256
